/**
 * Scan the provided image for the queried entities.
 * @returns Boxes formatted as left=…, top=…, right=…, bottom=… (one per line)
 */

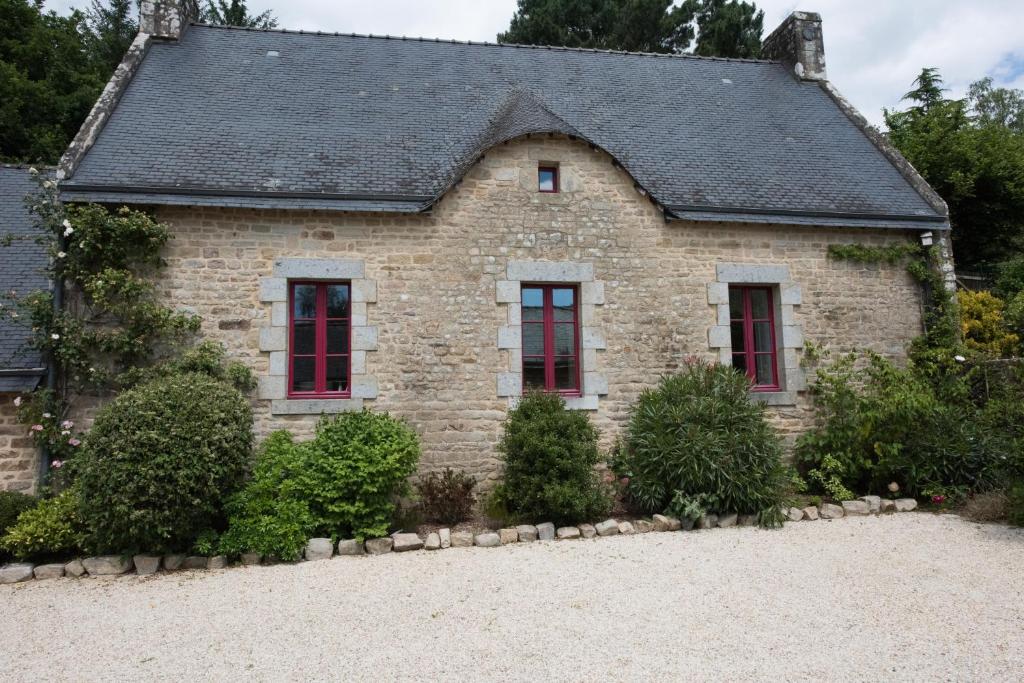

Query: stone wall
left=0, top=394, right=37, bottom=493
left=99, top=135, right=924, bottom=485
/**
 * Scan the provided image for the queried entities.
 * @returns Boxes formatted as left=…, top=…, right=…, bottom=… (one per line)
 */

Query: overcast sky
left=47, top=0, right=1024, bottom=126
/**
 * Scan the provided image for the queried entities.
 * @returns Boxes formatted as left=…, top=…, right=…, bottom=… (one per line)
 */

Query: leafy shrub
left=798, top=351, right=1007, bottom=497
left=76, top=372, right=253, bottom=553
left=495, top=392, right=612, bottom=525
left=1009, top=482, right=1024, bottom=527
left=221, top=411, right=420, bottom=557
left=620, top=361, right=786, bottom=523
left=219, top=432, right=318, bottom=561
left=415, top=468, right=477, bottom=525
left=120, top=340, right=256, bottom=392
left=0, top=489, right=84, bottom=560
left=0, top=491, right=37, bottom=561
left=807, top=455, right=855, bottom=502
left=957, top=290, right=1020, bottom=356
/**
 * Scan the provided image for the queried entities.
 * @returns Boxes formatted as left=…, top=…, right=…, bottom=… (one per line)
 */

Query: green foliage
left=497, top=0, right=762, bottom=58
left=221, top=411, right=421, bottom=556
left=0, top=490, right=36, bottom=560
left=1009, top=482, right=1024, bottom=527
left=994, top=255, right=1024, bottom=299
left=415, top=468, right=477, bottom=525
left=665, top=491, right=709, bottom=522
left=807, top=455, right=855, bottom=502
left=496, top=392, right=612, bottom=525
left=796, top=351, right=1008, bottom=498
left=827, top=243, right=921, bottom=265
left=76, top=372, right=253, bottom=553
left=219, top=433, right=318, bottom=561
left=0, top=489, right=83, bottom=560
left=686, top=0, right=763, bottom=59
left=885, top=69, right=1024, bottom=270
left=202, top=0, right=278, bottom=29
left=957, top=290, right=1020, bottom=356
left=121, top=340, right=256, bottom=393
left=619, top=361, right=786, bottom=521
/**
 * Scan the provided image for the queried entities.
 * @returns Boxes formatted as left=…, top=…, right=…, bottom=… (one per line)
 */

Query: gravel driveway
left=2, top=514, right=1022, bottom=681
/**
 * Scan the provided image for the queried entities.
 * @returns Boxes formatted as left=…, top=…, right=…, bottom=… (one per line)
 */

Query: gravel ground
left=2, top=513, right=1023, bottom=681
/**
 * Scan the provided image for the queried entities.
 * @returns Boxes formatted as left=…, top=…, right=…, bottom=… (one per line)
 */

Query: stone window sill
left=749, top=391, right=797, bottom=407
left=271, top=398, right=365, bottom=415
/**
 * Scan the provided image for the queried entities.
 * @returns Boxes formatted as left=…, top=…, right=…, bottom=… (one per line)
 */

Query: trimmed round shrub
left=622, top=361, right=786, bottom=523
left=496, top=392, right=612, bottom=526
left=1, top=489, right=84, bottom=560
left=220, top=410, right=420, bottom=558
left=77, top=372, right=253, bottom=553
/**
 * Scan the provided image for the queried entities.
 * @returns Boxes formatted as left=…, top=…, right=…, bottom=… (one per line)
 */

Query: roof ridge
left=186, top=22, right=779, bottom=65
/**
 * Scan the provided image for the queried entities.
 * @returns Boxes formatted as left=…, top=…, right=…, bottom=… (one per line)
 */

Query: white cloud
left=43, top=0, right=1024, bottom=126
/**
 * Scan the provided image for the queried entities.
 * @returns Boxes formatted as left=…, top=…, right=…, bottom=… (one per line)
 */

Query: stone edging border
left=0, top=497, right=919, bottom=584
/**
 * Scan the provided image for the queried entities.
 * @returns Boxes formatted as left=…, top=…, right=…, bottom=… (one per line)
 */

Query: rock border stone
left=0, top=499, right=926, bottom=584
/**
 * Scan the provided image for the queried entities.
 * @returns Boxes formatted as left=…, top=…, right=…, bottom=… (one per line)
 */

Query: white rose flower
left=13, top=396, right=21, bottom=407
left=51, top=333, right=60, bottom=340
left=954, top=355, right=966, bottom=362
left=57, top=251, right=66, bottom=259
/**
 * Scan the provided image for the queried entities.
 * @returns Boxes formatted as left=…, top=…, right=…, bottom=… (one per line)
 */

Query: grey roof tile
left=61, top=25, right=945, bottom=226
left=0, top=166, right=49, bottom=377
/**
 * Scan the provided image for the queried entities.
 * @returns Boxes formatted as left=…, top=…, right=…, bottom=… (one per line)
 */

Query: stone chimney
left=761, top=11, right=826, bottom=81
left=139, top=0, right=200, bottom=40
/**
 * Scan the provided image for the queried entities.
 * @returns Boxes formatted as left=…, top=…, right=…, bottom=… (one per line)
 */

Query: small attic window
left=538, top=165, right=559, bottom=193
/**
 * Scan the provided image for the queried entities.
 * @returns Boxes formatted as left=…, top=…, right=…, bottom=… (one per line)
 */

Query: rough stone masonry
left=136, top=135, right=925, bottom=485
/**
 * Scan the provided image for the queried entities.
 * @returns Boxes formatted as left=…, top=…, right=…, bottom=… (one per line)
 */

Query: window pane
left=552, top=287, right=575, bottom=322
left=755, top=354, right=774, bottom=386
left=731, top=322, right=745, bottom=352
left=522, top=323, right=544, bottom=356
left=326, top=285, right=349, bottom=318
left=732, top=353, right=747, bottom=374
left=327, top=321, right=348, bottom=354
left=554, top=356, right=577, bottom=390
left=293, top=285, right=317, bottom=318
left=750, top=289, right=771, bottom=319
left=522, top=288, right=543, bottom=321
left=554, top=324, right=575, bottom=355
left=523, top=357, right=546, bottom=390
left=753, top=321, right=773, bottom=352
left=326, top=356, right=348, bottom=392
left=293, top=320, right=315, bottom=355
left=292, top=357, right=315, bottom=392
left=729, top=288, right=744, bottom=319
left=538, top=168, right=556, bottom=192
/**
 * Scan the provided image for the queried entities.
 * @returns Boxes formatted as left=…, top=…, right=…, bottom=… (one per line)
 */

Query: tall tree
left=201, top=0, right=277, bottom=29
left=686, top=0, right=762, bottom=59
left=885, top=68, right=1024, bottom=270
left=0, top=0, right=105, bottom=163
left=968, top=77, right=1024, bottom=133
left=498, top=0, right=694, bottom=54
left=84, top=0, right=137, bottom=73
left=498, top=0, right=763, bottom=57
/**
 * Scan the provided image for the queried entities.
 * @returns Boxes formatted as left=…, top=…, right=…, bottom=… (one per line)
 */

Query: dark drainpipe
left=38, top=231, right=65, bottom=488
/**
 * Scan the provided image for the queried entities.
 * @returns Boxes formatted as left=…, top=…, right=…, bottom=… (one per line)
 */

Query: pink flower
left=931, top=495, right=946, bottom=504
left=60, top=420, right=73, bottom=429
left=68, top=438, right=81, bottom=447
left=51, top=460, right=63, bottom=469
left=30, top=424, right=43, bottom=432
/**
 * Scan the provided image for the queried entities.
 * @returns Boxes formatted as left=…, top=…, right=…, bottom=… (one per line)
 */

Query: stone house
left=2, top=2, right=953, bottom=491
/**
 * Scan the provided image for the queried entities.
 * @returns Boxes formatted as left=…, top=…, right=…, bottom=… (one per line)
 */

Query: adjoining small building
left=0, top=165, right=50, bottom=492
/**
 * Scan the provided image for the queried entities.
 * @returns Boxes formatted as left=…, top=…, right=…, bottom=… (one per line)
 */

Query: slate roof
left=0, top=166, right=49, bottom=392
left=60, top=24, right=947, bottom=229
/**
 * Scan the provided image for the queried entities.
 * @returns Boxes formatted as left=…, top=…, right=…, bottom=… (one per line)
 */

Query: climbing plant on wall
left=1, top=171, right=201, bottom=476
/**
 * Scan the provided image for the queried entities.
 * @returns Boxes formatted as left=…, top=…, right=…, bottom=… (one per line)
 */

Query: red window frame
left=287, top=281, right=351, bottom=398
left=538, top=165, right=559, bottom=193
left=729, top=285, right=780, bottom=391
left=521, top=284, right=580, bottom=395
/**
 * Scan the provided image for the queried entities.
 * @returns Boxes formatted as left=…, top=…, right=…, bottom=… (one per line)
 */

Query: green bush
left=1009, top=482, right=1024, bottom=527
left=620, top=361, right=786, bottom=523
left=76, top=372, right=253, bottom=554
left=219, top=432, right=318, bottom=561
left=221, top=411, right=420, bottom=557
left=0, top=491, right=38, bottom=561
left=797, top=352, right=1001, bottom=497
left=495, top=392, right=612, bottom=525
left=0, top=489, right=84, bottom=560
left=415, top=468, right=477, bottom=525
